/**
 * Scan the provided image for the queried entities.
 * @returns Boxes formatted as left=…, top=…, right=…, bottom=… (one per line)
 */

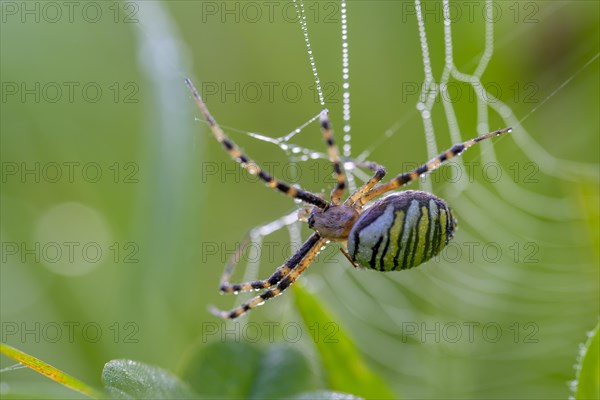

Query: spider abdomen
left=347, top=190, right=457, bottom=271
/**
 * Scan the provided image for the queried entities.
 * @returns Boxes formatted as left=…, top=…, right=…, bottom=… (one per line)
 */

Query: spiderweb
left=214, top=1, right=599, bottom=398
left=134, top=1, right=599, bottom=398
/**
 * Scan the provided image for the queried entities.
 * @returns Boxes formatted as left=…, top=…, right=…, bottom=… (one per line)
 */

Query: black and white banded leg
left=210, top=233, right=327, bottom=319
left=186, top=78, right=328, bottom=209
left=356, top=127, right=512, bottom=208
left=217, top=211, right=302, bottom=294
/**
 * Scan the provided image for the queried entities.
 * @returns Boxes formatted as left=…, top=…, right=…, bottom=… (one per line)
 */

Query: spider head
left=308, top=205, right=359, bottom=241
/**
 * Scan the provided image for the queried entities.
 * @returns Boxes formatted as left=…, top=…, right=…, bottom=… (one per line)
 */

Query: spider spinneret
left=185, top=77, right=511, bottom=320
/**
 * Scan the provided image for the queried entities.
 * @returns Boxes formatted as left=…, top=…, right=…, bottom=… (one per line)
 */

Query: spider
left=185, top=78, right=511, bottom=320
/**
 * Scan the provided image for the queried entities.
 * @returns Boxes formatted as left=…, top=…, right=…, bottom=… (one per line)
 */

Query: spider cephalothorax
left=308, top=205, right=359, bottom=240
left=185, top=78, right=510, bottom=319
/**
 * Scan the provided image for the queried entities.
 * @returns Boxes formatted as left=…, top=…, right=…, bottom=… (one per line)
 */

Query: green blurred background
left=1, top=0, right=598, bottom=398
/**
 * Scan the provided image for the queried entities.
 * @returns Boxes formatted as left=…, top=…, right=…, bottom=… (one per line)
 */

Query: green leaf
left=180, top=340, right=319, bottom=399
left=574, top=322, right=600, bottom=400
left=0, top=343, right=102, bottom=399
left=102, top=359, right=196, bottom=399
left=180, top=340, right=261, bottom=398
left=250, top=343, right=319, bottom=399
left=293, top=284, right=397, bottom=399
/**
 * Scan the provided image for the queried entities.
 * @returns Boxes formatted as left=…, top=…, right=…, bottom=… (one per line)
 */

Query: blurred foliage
left=573, top=322, right=599, bottom=400
left=181, top=341, right=320, bottom=398
left=2, top=297, right=364, bottom=399
left=1, top=1, right=599, bottom=399
left=293, top=285, right=395, bottom=399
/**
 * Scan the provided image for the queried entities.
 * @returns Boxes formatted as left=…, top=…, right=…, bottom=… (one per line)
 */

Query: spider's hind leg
left=217, top=210, right=300, bottom=294
left=211, top=233, right=327, bottom=319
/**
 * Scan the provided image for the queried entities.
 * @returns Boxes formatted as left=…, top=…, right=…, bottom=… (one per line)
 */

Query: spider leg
left=319, top=110, right=347, bottom=205
left=185, top=78, right=327, bottom=209
left=356, top=127, right=512, bottom=207
left=340, top=247, right=359, bottom=268
left=217, top=237, right=272, bottom=293
left=218, top=210, right=300, bottom=293
left=342, top=161, right=387, bottom=207
left=210, top=233, right=327, bottom=319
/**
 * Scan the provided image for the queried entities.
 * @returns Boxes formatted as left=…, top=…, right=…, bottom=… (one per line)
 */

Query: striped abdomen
left=347, top=190, right=457, bottom=271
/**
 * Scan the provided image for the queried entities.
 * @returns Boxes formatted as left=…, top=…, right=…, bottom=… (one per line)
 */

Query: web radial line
left=293, top=0, right=325, bottom=107
left=474, top=0, right=495, bottom=78
left=356, top=114, right=414, bottom=162
left=233, top=210, right=301, bottom=320
left=440, top=0, right=460, bottom=143
left=450, top=43, right=599, bottom=182
left=236, top=234, right=263, bottom=315
left=473, top=136, right=581, bottom=220
left=279, top=112, right=322, bottom=142
left=341, top=0, right=351, bottom=155
left=440, top=93, right=468, bottom=192
left=488, top=98, right=599, bottom=181
left=474, top=0, right=494, bottom=140
left=438, top=0, right=469, bottom=192
left=340, top=0, right=358, bottom=193
left=518, top=51, right=600, bottom=125
left=409, top=46, right=600, bottom=182
left=441, top=0, right=454, bottom=81
left=415, top=0, right=434, bottom=88
left=414, top=0, right=439, bottom=193
left=244, top=112, right=321, bottom=156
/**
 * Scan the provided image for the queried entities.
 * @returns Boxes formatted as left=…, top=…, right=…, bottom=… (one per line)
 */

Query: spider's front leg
left=356, top=127, right=512, bottom=207
left=185, top=78, right=328, bottom=210
left=211, top=233, right=327, bottom=319
left=319, top=110, right=347, bottom=205
left=343, top=160, right=387, bottom=207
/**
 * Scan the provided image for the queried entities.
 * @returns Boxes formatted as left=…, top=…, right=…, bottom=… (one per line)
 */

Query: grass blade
left=0, top=343, right=102, bottom=399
